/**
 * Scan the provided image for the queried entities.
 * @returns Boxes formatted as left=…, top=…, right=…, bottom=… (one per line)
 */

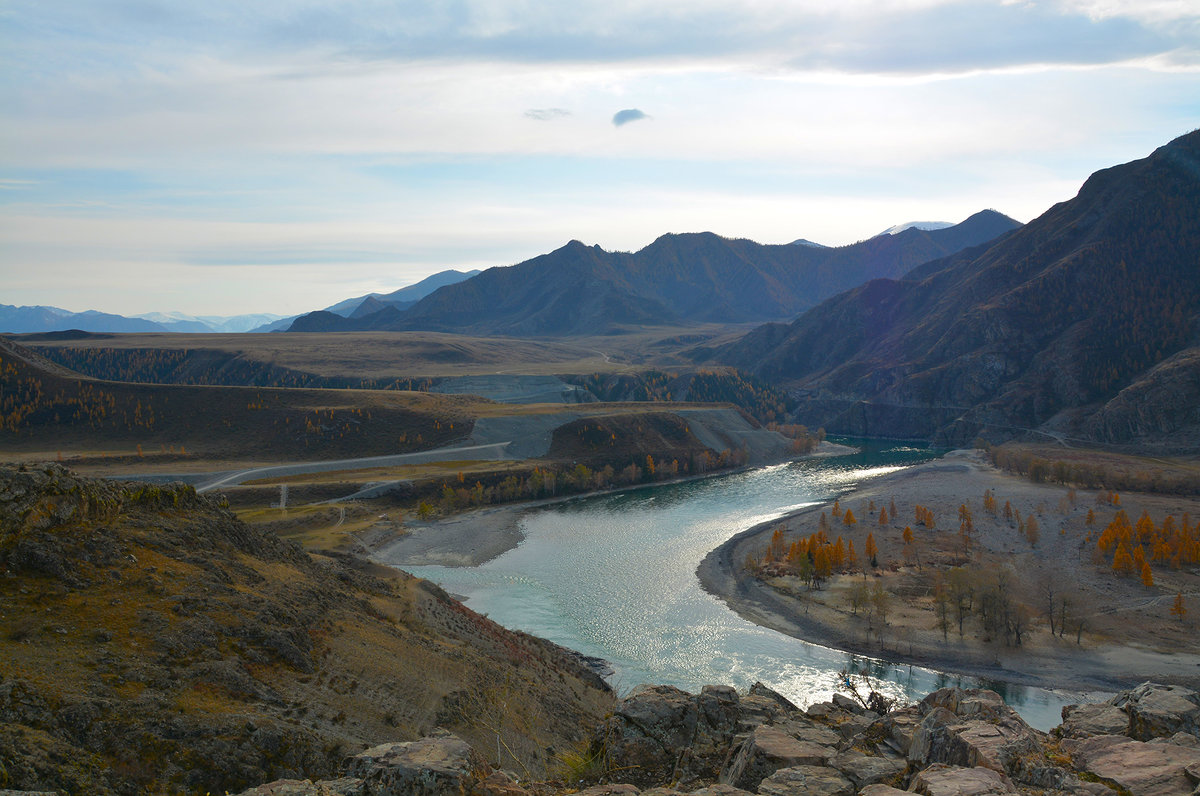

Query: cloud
left=613, top=109, right=649, bottom=127
left=525, top=108, right=571, bottom=121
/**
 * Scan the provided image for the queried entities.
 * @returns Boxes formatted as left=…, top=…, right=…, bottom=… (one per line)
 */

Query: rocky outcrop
left=233, top=681, right=1200, bottom=796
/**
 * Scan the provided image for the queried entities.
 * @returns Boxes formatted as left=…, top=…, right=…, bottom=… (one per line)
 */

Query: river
left=400, top=442, right=1082, bottom=730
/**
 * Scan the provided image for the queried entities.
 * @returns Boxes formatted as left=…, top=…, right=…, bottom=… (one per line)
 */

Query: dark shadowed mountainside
left=720, top=130, right=1200, bottom=451
left=286, top=211, right=1020, bottom=336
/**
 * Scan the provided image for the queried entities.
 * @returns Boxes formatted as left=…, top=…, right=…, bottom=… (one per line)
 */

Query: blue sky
left=2, top=0, right=1198, bottom=317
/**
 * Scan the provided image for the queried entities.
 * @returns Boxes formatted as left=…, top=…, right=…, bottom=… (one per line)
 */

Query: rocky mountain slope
left=0, top=464, right=613, bottom=794
left=721, top=129, right=1200, bottom=450
left=241, top=681, right=1200, bottom=796
left=287, top=211, right=1020, bottom=336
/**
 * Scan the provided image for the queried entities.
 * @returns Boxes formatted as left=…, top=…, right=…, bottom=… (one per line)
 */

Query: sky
left=2, top=1, right=1198, bottom=318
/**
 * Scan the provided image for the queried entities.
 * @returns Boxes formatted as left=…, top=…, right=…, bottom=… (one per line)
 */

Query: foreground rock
left=251, top=681, right=1200, bottom=795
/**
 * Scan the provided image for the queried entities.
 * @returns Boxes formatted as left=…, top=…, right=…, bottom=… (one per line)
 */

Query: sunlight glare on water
left=400, top=445, right=1077, bottom=729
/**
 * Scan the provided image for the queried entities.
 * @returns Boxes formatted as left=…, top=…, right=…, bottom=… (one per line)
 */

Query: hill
left=0, top=463, right=612, bottom=794
left=286, top=210, right=1020, bottom=336
left=721, top=130, right=1200, bottom=450
left=0, top=336, right=479, bottom=460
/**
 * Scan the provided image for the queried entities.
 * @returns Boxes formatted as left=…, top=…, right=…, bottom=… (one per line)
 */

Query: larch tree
left=1171, top=591, right=1187, bottom=621
left=865, top=532, right=878, bottom=568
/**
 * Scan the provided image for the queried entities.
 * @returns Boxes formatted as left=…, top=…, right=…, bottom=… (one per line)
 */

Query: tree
left=879, top=506, right=888, bottom=526
left=847, top=540, right=859, bottom=573
left=864, top=532, right=878, bottom=568
left=849, top=580, right=870, bottom=616
left=870, top=581, right=891, bottom=644
left=958, top=503, right=974, bottom=559
left=901, top=526, right=914, bottom=566
left=1140, top=561, right=1154, bottom=587
left=843, top=509, right=857, bottom=528
left=1171, top=592, right=1187, bottom=621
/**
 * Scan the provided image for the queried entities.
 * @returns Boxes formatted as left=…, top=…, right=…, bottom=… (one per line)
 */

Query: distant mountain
left=258, top=268, right=481, bottom=332
left=876, top=220, right=954, bottom=236
left=790, top=238, right=829, bottom=248
left=0, top=305, right=287, bottom=334
left=288, top=210, right=1020, bottom=336
left=322, top=269, right=482, bottom=317
left=720, top=130, right=1200, bottom=450
left=135, top=311, right=287, bottom=333
left=1, top=305, right=166, bottom=334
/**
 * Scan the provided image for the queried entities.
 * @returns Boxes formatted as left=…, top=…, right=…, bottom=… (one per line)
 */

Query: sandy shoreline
left=697, top=450, right=1200, bottom=694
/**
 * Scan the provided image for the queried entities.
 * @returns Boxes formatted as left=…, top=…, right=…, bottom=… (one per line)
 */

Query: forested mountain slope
left=720, top=130, right=1200, bottom=450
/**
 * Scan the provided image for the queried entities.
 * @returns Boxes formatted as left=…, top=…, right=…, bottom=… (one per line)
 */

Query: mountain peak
left=876, top=220, right=955, bottom=237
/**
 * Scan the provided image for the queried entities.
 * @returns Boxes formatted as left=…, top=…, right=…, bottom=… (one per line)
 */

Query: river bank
left=697, top=449, right=1200, bottom=693
left=371, top=440, right=858, bottom=567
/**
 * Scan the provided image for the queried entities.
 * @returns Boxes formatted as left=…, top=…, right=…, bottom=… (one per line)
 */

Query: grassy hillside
left=0, top=464, right=613, bottom=794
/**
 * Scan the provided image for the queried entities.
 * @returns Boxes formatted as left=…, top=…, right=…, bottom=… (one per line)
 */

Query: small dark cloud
left=525, top=108, right=571, bottom=121
left=612, top=108, right=648, bottom=127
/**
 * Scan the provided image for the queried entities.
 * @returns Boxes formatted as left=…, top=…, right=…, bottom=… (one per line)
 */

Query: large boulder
left=908, top=763, right=1018, bottom=795
left=907, top=689, right=1043, bottom=784
left=828, top=749, right=906, bottom=790
left=1066, top=733, right=1200, bottom=796
left=596, top=684, right=741, bottom=788
left=755, top=764, right=855, bottom=796
left=718, top=724, right=834, bottom=791
left=1059, top=702, right=1129, bottom=739
left=1113, top=683, right=1200, bottom=741
left=342, top=732, right=489, bottom=796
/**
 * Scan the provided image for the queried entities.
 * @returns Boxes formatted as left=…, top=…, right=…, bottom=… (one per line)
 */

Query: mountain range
left=0, top=304, right=285, bottom=335
left=287, top=210, right=1020, bottom=335
left=720, top=128, right=1200, bottom=450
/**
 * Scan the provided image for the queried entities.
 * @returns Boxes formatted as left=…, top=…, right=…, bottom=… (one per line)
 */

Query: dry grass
left=21, top=325, right=750, bottom=379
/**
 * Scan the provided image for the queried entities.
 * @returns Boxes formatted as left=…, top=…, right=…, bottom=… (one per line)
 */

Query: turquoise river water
left=401, top=443, right=1087, bottom=730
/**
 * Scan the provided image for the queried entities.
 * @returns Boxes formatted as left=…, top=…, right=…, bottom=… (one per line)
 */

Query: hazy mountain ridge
left=721, top=130, right=1200, bottom=449
left=0, top=304, right=286, bottom=335
left=289, top=210, right=1021, bottom=335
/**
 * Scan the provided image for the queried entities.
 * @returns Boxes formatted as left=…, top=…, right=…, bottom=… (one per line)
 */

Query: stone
left=856, top=786, right=909, bottom=796
left=755, top=765, right=855, bottom=796
left=232, top=780, right=363, bottom=796
left=831, top=693, right=863, bottom=714
left=776, top=716, right=841, bottom=748
left=907, top=690, right=1043, bottom=782
left=748, top=682, right=800, bottom=713
left=735, top=693, right=788, bottom=731
left=1111, top=683, right=1200, bottom=741
left=688, top=786, right=754, bottom=796
left=829, top=748, right=906, bottom=789
left=573, top=785, right=640, bottom=796
left=908, top=763, right=1017, bottom=795
left=1068, top=733, right=1200, bottom=796
left=719, top=724, right=834, bottom=791
left=920, top=688, right=1007, bottom=722
left=343, top=732, right=488, bottom=796
left=475, top=771, right=530, bottom=796
left=1060, top=702, right=1129, bottom=738
left=869, top=705, right=922, bottom=757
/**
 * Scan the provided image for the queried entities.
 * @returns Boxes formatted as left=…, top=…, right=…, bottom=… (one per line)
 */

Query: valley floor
left=698, top=450, right=1200, bottom=694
